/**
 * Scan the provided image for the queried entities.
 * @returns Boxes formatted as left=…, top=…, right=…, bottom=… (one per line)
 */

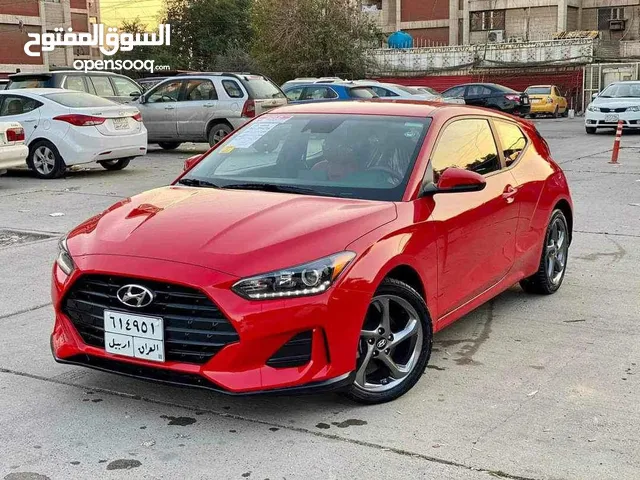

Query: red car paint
left=51, top=101, right=573, bottom=394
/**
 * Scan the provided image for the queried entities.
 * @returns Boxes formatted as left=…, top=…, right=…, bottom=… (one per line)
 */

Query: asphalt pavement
left=1, top=119, right=639, bottom=480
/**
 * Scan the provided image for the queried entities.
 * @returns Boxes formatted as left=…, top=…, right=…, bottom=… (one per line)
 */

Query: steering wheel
left=367, top=166, right=403, bottom=185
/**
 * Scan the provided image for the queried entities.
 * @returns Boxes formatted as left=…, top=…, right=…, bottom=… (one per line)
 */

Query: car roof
left=0, top=88, right=67, bottom=96
left=9, top=70, right=121, bottom=78
left=527, top=85, right=553, bottom=88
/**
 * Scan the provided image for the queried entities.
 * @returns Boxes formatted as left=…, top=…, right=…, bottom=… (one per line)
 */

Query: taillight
left=6, top=127, right=24, bottom=142
left=241, top=99, right=256, bottom=118
left=132, top=112, right=142, bottom=122
left=546, top=97, right=553, bottom=103
left=505, top=94, right=520, bottom=101
left=53, top=114, right=106, bottom=126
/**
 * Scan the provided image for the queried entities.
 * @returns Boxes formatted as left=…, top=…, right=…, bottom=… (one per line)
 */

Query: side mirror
left=183, top=154, right=202, bottom=172
left=130, top=91, right=141, bottom=99
left=592, top=92, right=598, bottom=100
left=421, top=167, right=486, bottom=196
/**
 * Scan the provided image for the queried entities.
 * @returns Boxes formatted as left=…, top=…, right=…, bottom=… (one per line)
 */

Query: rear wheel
left=562, top=107, right=569, bottom=117
left=158, top=142, right=181, bottom=150
left=28, top=140, right=65, bottom=179
left=520, top=209, right=570, bottom=295
left=585, top=126, right=597, bottom=134
left=208, top=123, right=232, bottom=147
left=552, top=106, right=559, bottom=118
left=99, top=158, right=131, bottom=171
left=343, top=278, right=432, bottom=404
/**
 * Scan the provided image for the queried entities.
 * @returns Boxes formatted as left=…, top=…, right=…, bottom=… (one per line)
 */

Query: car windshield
left=416, top=87, right=439, bottom=96
left=43, top=92, right=118, bottom=107
left=526, top=87, right=551, bottom=95
left=8, top=77, right=54, bottom=89
left=240, top=76, right=285, bottom=99
left=394, top=85, right=422, bottom=95
left=599, top=83, right=640, bottom=98
left=182, top=113, right=430, bottom=201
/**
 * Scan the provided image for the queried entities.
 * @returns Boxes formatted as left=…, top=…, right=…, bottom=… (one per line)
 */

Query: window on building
left=598, top=7, right=625, bottom=30
left=470, top=10, right=505, bottom=31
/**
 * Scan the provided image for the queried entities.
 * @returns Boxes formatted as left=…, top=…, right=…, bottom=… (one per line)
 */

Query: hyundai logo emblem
left=116, top=284, right=154, bottom=308
left=376, top=338, right=387, bottom=349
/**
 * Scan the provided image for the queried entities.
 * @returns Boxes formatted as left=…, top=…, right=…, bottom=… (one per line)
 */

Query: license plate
left=112, top=118, right=130, bottom=130
left=522, top=98, right=529, bottom=104
left=104, top=310, right=164, bottom=362
left=532, top=98, right=542, bottom=103
left=605, top=114, right=619, bottom=123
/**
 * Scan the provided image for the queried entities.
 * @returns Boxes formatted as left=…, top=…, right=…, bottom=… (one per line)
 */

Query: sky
left=100, top=0, right=164, bottom=30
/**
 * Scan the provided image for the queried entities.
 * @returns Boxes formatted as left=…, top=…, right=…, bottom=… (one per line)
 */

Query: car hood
left=593, top=97, right=640, bottom=108
left=67, top=186, right=397, bottom=278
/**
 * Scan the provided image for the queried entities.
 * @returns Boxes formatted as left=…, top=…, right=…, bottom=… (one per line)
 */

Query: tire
left=27, top=140, right=65, bottom=179
left=99, top=158, right=131, bottom=171
left=158, top=142, right=181, bottom=150
left=520, top=209, right=570, bottom=295
left=208, top=123, right=232, bottom=147
left=585, top=126, right=597, bottom=134
left=552, top=106, right=559, bottom=118
left=529, top=113, right=537, bottom=119
left=343, top=278, right=433, bottom=405
left=562, top=108, right=569, bottom=118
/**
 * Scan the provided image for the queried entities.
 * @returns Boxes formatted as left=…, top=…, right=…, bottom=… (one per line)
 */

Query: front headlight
left=56, top=236, right=75, bottom=275
left=587, top=105, right=600, bottom=112
left=232, top=252, right=356, bottom=300
left=626, top=105, right=640, bottom=112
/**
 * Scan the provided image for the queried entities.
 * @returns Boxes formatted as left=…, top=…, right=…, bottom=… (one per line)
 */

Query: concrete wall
left=469, top=6, right=558, bottom=43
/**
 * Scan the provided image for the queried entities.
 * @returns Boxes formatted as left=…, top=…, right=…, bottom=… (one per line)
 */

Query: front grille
left=266, top=331, right=312, bottom=368
left=62, top=275, right=239, bottom=364
left=600, top=107, right=627, bottom=113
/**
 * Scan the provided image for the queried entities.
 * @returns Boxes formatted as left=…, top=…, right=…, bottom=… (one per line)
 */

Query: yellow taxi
left=525, top=85, right=568, bottom=118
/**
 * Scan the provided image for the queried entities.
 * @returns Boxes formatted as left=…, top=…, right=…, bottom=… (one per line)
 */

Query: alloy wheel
left=213, top=128, right=228, bottom=144
left=546, top=216, right=568, bottom=285
left=355, top=294, right=423, bottom=393
left=33, top=146, right=56, bottom=175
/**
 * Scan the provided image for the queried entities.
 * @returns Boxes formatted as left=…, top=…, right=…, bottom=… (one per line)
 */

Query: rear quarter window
left=348, top=87, right=376, bottom=99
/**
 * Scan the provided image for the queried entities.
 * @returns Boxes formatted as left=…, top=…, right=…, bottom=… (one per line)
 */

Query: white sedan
left=0, top=121, right=28, bottom=175
left=585, top=81, right=640, bottom=134
left=0, top=89, right=147, bottom=178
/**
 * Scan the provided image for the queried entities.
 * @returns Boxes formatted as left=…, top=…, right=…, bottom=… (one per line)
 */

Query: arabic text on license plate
left=604, top=114, right=619, bottom=123
left=104, top=310, right=164, bottom=362
left=113, top=118, right=130, bottom=130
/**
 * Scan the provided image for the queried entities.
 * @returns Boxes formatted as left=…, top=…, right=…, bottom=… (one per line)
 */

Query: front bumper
left=585, top=110, right=640, bottom=128
left=51, top=254, right=367, bottom=394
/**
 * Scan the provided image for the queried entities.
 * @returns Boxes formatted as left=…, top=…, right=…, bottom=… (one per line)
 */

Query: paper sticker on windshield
left=227, top=116, right=291, bottom=149
left=220, top=145, right=235, bottom=154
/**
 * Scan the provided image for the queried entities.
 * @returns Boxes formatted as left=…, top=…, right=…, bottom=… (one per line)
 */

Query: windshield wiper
left=222, top=183, right=327, bottom=196
left=177, top=178, right=220, bottom=188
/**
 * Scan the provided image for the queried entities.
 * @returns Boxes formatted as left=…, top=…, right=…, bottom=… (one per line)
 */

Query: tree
left=252, top=0, right=380, bottom=84
left=161, top=0, right=253, bottom=71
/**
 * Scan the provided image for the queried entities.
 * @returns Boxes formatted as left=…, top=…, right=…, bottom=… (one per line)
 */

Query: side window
left=468, top=85, right=492, bottom=96
left=495, top=121, right=527, bottom=167
left=147, top=81, right=182, bottom=103
left=112, top=76, right=141, bottom=97
left=0, top=96, right=42, bottom=116
left=222, top=80, right=244, bottom=98
left=373, top=86, right=398, bottom=97
left=285, top=87, right=304, bottom=101
left=184, top=79, right=217, bottom=101
left=302, top=87, right=337, bottom=100
left=444, top=86, right=465, bottom=98
left=90, top=76, right=116, bottom=96
left=431, top=119, right=501, bottom=182
left=65, top=76, right=87, bottom=92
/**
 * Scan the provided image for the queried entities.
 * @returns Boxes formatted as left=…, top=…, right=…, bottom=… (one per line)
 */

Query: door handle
left=203, top=103, right=215, bottom=108
left=164, top=106, right=175, bottom=110
left=21, top=119, right=36, bottom=123
left=502, top=185, right=518, bottom=203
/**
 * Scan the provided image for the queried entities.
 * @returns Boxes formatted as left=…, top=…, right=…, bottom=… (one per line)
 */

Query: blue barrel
left=388, top=31, right=413, bottom=49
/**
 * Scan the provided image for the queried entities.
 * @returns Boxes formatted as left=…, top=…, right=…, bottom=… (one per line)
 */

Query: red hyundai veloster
left=51, top=101, right=572, bottom=404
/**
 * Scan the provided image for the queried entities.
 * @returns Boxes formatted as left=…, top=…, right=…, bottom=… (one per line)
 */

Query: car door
left=0, top=95, right=42, bottom=143
left=442, top=85, right=466, bottom=103
left=465, top=85, right=491, bottom=108
left=138, top=80, right=183, bottom=140
left=427, top=117, right=520, bottom=317
left=554, top=87, right=567, bottom=110
left=177, top=78, right=218, bottom=141
left=111, top=76, right=142, bottom=104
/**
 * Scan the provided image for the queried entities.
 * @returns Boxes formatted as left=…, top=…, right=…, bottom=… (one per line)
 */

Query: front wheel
left=343, top=278, right=432, bottom=404
left=585, top=126, right=597, bottom=134
left=520, top=209, right=570, bottom=295
left=99, top=158, right=131, bottom=171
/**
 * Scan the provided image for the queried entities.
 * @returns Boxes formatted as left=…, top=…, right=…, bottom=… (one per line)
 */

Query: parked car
left=7, top=71, right=142, bottom=104
left=0, top=121, right=28, bottom=175
left=442, top=83, right=530, bottom=116
left=525, top=85, right=568, bottom=118
left=352, top=81, right=441, bottom=101
left=0, top=89, right=147, bottom=178
left=0, top=79, right=9, bottom=91
left=51, top=101, right=573, bottom=404
left=585, top=81, right=640, bottom=134
left=281, top=77, right=345, bottom=90
left=138, top=77, right=168, bottom=92
left=283, top=81, right=378, bottom=104
left=138, top=73, right=287, bottom=149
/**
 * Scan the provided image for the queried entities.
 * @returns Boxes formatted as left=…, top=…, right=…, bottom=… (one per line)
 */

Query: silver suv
left=137, top=73, right=287, bottom=149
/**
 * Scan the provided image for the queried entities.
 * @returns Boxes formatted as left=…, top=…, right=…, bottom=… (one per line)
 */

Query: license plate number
left=104, top=310, right=164, bottom=362
left=605, top=114, right=619, bottom=123
left=113, top=118, right=130, bottom=130
left=522, top=98, right=529, bottom=104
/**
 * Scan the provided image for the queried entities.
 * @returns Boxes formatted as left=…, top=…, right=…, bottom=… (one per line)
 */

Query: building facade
left=364, top=0, right=640, bottom=49
left=0, top=0, right=101, bottom=76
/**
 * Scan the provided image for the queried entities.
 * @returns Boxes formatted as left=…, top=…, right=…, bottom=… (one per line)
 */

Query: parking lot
left=1, top=118, right=639, bottom=480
